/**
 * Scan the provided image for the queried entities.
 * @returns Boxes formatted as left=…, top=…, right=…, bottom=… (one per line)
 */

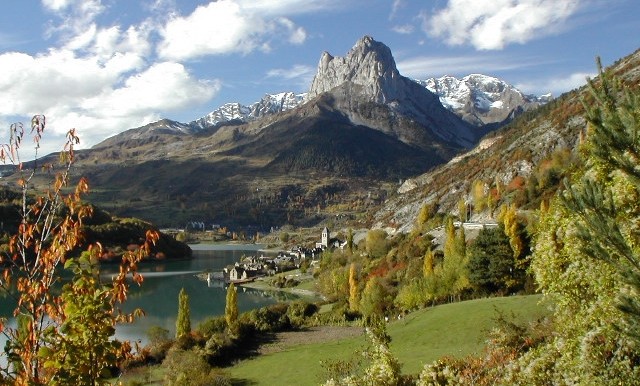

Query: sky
left=0, top=0, right=638, bottom=158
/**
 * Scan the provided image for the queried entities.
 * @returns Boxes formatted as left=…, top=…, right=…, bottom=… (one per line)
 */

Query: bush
left=271, top=275, right=299, bottom=288
left=287, top=300, right=319, bottom=327
left=197, top=316, right=227, bottom=337
left=242, top=303, right=291, bottom=332
left=162, top=348, right=231, bottom=386
left=146, top=326, right=173, bottom=363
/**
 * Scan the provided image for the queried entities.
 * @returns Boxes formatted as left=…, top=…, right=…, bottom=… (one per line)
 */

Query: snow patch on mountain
left=190, top=91, right=306, bottom=130
left=416, top=74, right=551, bottom=126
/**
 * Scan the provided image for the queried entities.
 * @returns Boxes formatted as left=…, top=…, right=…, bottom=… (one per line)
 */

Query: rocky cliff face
left=307, top=36, right=404, bottom=104
left=305, top=35, right=477, bottom=149
left=188, top=37, right=550, bottom=138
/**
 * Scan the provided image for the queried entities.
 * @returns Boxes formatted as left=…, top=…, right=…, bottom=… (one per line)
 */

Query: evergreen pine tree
left=562, top=59, right=640, bottom=342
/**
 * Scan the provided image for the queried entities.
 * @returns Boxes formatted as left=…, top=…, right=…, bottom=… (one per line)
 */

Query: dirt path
left=258, top=326, right=364, bottom=354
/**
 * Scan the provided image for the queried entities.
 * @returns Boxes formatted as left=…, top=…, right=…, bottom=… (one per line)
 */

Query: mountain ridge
left=59, top=36, right=616, bottom=231
left=373, top=48, right=640, bottom=234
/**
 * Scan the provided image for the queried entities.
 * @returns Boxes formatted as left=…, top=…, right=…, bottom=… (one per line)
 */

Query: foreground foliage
left=414, top=61, right=640, bottom=385
left=0, top=118, right=158, bottom=384
left=499, top=60, right=640, bottom=385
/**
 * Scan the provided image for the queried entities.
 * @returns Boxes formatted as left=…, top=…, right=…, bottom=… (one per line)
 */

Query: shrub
left=197, top=316, right=227, bottom=337
left=162, top=348, right=231, bottom=386
left=146, top=326, right=173, bottom=363
left=287, top=300, right=319, bottom=328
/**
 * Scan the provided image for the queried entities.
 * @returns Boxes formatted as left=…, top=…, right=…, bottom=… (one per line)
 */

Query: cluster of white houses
left=222, top=227, right=345, bottom=283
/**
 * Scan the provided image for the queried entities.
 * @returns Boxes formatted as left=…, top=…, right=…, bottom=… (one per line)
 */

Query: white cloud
left=516, top=71, right=594, bottom=96
left=43, top=0, right=106, bottom=41
left=83, top=62, right=220, bottom=117
left=266, top=64, right=315, bottom=90
left=392, top=24, right=414, bottom=34
left=157, top=1, right=266, bottom=60
left=396, top=54, right=552, bottom=79
left=389, top=0, right=405, bottom=20
left=278, top=18, right=307, bottom=45
left=156, top=0, right=334, bottom=61
left=41, top=0, right=75, bottom=12
left=424, top=0, right=581, bottom=50
left=0, top=48, right=219, bottom=156
left=267, top=64, right=314, bottom=80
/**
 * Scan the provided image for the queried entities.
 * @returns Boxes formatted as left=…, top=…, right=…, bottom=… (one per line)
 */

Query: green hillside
left=227, top=295, right=547, bottom=385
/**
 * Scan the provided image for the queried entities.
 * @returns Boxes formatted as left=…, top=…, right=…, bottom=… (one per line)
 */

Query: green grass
left=227, top=294, right=548, bottom=385
left=388, top=295, right=547, bottom=374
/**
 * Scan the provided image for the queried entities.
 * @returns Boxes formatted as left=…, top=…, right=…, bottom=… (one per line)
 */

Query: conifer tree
left=505, top=61, right=640, bottom=384
left=176, top=288, right=191, bottom=339
left=562, top=60, right=640, bottom=343
left=225, top=283, right=238, bottom=333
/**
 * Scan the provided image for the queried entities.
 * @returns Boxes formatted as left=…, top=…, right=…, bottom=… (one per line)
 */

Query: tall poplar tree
left=423, top=248, right=434, bottom=278
left=175, top=288, right=191, bottom=339
left=225, top=283, right=238, bottom=334
left=348, top=263, right=359, bottom=312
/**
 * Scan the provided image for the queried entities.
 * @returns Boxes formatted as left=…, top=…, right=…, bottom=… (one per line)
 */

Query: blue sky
left=0, top=0, right=638, bottom=157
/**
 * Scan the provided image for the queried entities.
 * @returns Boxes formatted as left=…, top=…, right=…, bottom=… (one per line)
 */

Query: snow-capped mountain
left=191, top=72, right=550, bottom=135
left=416, top=74, right=552, bottom=126
left=190, top=91, right=306, bottom=130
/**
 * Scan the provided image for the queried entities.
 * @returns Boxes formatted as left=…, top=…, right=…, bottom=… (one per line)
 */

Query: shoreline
left=188, top=243, right=267, bottom=251
left=239, top=278, right=326, bottom=301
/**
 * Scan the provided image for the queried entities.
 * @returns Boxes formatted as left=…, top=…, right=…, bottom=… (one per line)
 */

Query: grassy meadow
left=227, top=294, right=548, bottom=385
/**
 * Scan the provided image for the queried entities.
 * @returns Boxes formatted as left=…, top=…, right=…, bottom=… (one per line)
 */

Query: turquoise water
left=0, top=245, right=286, bottom=347
left=111, top=245, right=284, bottom=344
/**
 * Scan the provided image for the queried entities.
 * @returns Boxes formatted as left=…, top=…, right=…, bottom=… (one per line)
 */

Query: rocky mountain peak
left=306, top=35, right=403, bottom=104
left=417, top=74, right=551, bottom=127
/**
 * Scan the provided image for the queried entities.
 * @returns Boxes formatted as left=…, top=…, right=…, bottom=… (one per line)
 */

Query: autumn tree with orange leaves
left=0, top=116, right=158, bottom=385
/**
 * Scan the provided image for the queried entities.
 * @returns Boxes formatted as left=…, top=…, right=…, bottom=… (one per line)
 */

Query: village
left=211, top=227, right=345, bottom=284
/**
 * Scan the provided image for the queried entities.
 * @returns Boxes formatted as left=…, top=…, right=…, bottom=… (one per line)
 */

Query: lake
left=0, top=244, right=287, bottom=347
left=112, top=244, right=289, bottom=345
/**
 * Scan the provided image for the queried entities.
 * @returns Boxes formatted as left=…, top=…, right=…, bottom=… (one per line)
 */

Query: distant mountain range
left=22, top=35, right=626, bottom=233
left=183, top=68, right=549, bottom=135
left=418, top=74, right=551, bottom=127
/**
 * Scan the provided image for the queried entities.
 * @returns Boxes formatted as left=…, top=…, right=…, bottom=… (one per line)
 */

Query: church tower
left=321, top=226, right=329, bottom=248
